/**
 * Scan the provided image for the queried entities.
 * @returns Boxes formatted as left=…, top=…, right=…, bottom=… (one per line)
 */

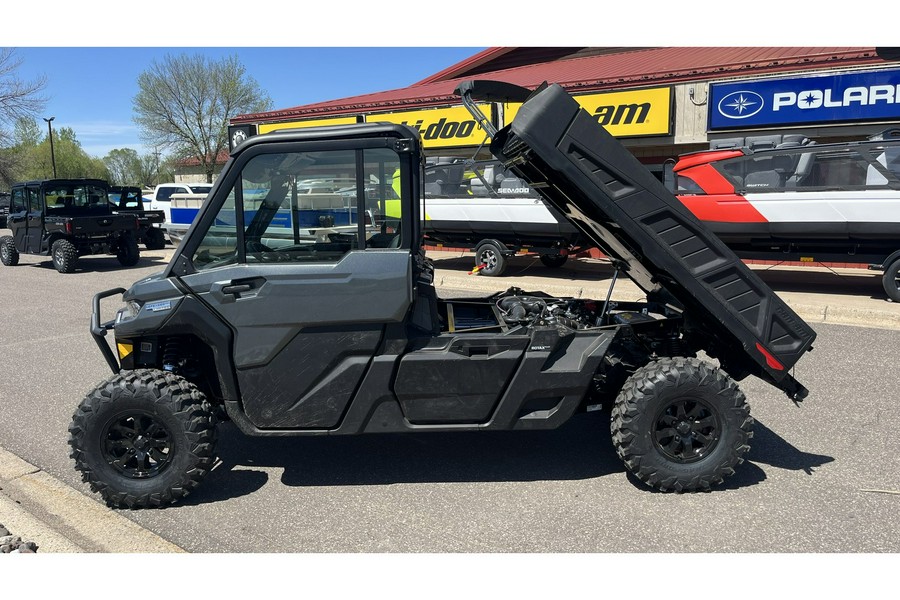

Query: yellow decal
left=800, top=256, right=814, bottom=262
left=506, top=87, right=672, bottom=137
left=258, top=116, right=359, bottom=134
left=366, top=104, right=492, bottom=149
left=117, top=343, right=133, bottom=360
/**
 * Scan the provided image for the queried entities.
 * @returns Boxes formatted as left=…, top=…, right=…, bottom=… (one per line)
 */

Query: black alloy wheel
left=102, top=411, right=174, bottom=479
left=652, top=396, right=721, bottom=463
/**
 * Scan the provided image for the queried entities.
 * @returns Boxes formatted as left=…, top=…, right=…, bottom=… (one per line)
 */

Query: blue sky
left=12, top=47, right=484, bottom=158
left=3, top=1, right=875, bottom=160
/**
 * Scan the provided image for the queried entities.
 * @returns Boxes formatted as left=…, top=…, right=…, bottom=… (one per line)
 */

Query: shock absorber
left=162, top=338, right=182, bottom=373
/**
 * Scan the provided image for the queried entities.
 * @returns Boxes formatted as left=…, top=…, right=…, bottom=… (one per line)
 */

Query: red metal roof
left=232, top=47, right=889, bottom=124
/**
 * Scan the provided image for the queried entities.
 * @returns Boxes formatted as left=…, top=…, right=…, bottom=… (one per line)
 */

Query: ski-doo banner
left=710, top=69, right=900, bottom=130
left=366, top=104, right=493, bottom=149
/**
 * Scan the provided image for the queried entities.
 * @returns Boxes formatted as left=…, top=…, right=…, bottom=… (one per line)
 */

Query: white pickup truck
left=147, top=183, right=213, bottom=240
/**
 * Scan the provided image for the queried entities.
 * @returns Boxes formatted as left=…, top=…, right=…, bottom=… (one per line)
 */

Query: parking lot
left=0, top=238, right=898, bottom=555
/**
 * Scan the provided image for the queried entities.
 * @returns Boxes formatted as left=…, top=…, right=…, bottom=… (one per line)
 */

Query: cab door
left=171, top=129, right=419, bottom=430
left=8, top=188, right=28, bottom=250
left=24, top=185, right=44, bottom=253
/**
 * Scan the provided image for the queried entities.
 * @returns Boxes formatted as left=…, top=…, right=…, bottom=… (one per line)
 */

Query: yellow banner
left=365, top=104, right=491, bottom=149
left=505, top=87, right=672, bottom=137
left=258, top=116, right=360, bottom=133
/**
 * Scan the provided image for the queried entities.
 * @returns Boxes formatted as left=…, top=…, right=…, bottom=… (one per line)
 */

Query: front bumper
left=91, top=287, right=127, bottom=373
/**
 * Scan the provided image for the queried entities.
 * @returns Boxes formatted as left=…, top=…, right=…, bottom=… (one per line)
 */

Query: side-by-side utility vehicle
left=69, top=81, right=816, bottom=508
left=108, top=186, right=167, bottom=250
left=1, top=179, right=140, bottom=273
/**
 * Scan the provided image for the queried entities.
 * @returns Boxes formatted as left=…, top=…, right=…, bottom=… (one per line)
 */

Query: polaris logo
left=773, top=85, right=900, bottom=111
left=717, top=91, right=765, bottom=119
left=593, top=103, right=651, bottom=126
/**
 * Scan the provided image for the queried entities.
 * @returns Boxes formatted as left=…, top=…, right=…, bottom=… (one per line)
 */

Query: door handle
left=222, top=284, right=252, bottom=295
left=210, top=278, right=264, bottom=303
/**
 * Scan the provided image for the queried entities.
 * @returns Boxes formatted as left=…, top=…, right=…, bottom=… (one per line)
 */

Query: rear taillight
left=66, top=221, right=73, bottom=234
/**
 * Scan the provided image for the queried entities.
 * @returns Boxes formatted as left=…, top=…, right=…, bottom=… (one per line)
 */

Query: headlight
left=116, top=300, right=143, bottom=323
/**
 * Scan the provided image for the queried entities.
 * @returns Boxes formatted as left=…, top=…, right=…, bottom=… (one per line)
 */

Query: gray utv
left=69, top=81, right=816, bottom=508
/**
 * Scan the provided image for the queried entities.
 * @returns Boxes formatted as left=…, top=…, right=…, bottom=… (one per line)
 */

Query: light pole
left=43, top=117, right=57, bottom=178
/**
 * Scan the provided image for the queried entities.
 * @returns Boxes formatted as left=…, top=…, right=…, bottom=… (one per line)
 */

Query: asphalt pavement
left=1, top=244, right=899, bottom=556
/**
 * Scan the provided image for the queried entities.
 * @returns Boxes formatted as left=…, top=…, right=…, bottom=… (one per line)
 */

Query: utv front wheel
left=51, top=239, right=78, bottom=273
left=68, top=369, right=218, bottom=508
left=0, top=236, right=18, bottom=266
left=610, top=357, right=753, bottom=492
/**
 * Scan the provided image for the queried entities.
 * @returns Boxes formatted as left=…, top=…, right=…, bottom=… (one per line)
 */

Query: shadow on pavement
left=181, top=413, right=834, bottom=506
left=25, top=254, right=172, bottom=274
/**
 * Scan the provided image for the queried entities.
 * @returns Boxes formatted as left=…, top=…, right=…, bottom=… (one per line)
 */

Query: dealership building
left=228, top=46, right=900, bottom=180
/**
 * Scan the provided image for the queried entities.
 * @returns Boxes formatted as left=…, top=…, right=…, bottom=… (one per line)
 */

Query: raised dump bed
left=459, top=81, right=816, bottom=398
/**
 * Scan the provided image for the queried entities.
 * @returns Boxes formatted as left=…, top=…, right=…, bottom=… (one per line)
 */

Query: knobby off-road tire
left=143, top=227, right=166, bottom=250
left=51, top=238, right=78, bottom=273
left=117, top=233, right=140, bottom=267
left=882, top=258, right=900, bottom=303
left=68, top=369, right=218, bottom=509
left=610, top=357, right=753, bottom=492
left=0, top=236, right=18, bottom=266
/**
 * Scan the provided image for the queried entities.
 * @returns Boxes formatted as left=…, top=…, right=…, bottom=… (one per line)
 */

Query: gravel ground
left=0, top=524, right=38, bottom=553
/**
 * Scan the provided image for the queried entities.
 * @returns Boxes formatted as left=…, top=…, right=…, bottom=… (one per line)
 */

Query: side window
left=156, top=188, right=176, bottom=202
left=191, top=147, right=404, bottom=271
left=11, top=189, right=26, bottom=213
left=364, top=148, right=403, bottom=249
left=27, top=188, right=42, bottom=212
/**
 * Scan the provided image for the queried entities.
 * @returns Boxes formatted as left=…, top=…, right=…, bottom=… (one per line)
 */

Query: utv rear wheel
left=475, top=240, right=508, bottom=277
left=68, top=369, right=218, bottom=509
left=610, top=357, right=753, bottom=492
left=883, top=258, right=900, bottom=302
left=144, top=227, right=166, bottom=250
left=51, top=239, right=78, bottom=273
left=117, top=233, right=140, bottom=267
left=0, top=236, right=18, bottom=266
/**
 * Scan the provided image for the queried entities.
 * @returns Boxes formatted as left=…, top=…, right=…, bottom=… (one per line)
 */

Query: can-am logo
left=773, top=85, right=900, bottom=110
left=717, top=91, right=765, bottom=119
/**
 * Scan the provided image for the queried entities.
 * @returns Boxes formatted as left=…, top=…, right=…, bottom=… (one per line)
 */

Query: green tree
left=0, top=49, right=47, bottom=187
left=12, top=124, right=109, bottom=181
left=104, top=147, right=142, bottom=185
left=133, top=53, right=272, bottom=183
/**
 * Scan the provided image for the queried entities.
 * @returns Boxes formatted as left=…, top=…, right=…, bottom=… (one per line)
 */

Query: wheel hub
left=653, top=397, right=721, bottom=463
left=102, top=412, right=173, bottom=479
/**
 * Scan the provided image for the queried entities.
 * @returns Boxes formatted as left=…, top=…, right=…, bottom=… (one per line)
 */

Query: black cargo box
left=484, top=82, right=816, bottom=396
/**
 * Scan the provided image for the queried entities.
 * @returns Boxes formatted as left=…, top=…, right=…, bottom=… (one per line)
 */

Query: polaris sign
left=709, top=69, right=900, bottom=130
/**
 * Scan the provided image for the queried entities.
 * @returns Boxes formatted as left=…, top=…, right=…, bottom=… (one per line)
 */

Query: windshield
left=45, top=183, right=109, bottom=212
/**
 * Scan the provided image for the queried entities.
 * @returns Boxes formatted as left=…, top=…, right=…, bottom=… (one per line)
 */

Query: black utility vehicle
left=108, top=186, right=167, bottom=250
left=0, top=179, right=141, bottom=273
left=70, top=82, right=816, bottom=508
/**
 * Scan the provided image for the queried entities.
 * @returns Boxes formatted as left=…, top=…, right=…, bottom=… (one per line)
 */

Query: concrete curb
left=0, top=448, right=183, bottom=553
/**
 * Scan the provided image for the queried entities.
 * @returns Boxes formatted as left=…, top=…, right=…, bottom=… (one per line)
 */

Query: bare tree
left=0, top=49, right=47, bottom=186
left=133, top=53, right=272, bottom=183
